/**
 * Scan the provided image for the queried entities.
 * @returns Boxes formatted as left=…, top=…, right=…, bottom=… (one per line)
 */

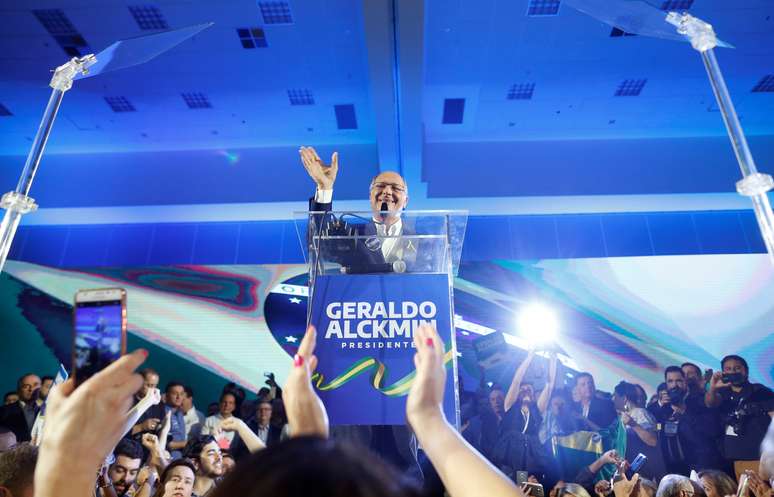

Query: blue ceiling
left=0, top=0, right=772, bottom=222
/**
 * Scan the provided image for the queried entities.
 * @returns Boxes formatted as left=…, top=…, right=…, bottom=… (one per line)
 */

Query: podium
left=294, top=210, right=467, bottom=426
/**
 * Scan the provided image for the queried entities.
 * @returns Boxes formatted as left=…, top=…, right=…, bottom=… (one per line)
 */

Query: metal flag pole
left=0, top=56, right=96, bottom=273
left=0, top=22, right=213, bottom=274
left=563, top=0, right=774, bottom=264
left=665, top=13, right=774, bottom=263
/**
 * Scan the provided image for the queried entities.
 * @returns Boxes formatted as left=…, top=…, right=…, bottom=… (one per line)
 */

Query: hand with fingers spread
left=35, top=349, right=148, bottom=497
left=299, top=146, right=339, bottom=190
left=283, top=325, right=329, bottom=438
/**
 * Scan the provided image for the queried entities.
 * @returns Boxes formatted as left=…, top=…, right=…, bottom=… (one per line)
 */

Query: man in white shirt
left=201, top=392, right=239, bottom=450
left=182, top=385, right=205, bottom=441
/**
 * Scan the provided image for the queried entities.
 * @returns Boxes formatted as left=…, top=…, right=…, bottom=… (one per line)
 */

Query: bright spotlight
left=517, top=302, right=558, bottom=347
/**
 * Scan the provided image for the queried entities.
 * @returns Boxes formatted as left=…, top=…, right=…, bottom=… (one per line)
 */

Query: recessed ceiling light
left=614, top=79, right=647, bottom=97
left=128, top=5, right=169, bottom=30
left=104, top=96, right=136, bottom=112
left=181, top=92, right=212, bottom=109
left=752, top=75, right=774, bottom=93
left=259, top=1, right=294, bottom=24
left=527, top=0, right=561, bottom=17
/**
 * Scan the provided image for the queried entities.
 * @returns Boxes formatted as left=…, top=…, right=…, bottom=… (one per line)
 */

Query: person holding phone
left=705, top=355, right=774, bottom=478
left=612, top=381, right=665, bottom=481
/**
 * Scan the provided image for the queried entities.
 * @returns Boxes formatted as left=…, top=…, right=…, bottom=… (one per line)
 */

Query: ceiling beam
left=361, top=0, right=427, bottom=199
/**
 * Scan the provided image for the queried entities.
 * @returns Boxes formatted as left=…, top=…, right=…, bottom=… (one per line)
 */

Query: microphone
left=379, top=201, right=388, bottom=222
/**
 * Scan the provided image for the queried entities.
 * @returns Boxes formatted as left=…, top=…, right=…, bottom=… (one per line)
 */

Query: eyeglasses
left=371, top=182, right=406, bottom=193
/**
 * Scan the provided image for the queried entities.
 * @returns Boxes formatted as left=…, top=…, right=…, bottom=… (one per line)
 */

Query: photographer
left=651, top=366, right=724, bottom=475
left=705, top=355, right=774, bottom=477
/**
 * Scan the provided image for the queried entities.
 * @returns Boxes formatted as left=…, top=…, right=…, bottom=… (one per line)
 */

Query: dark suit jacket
left=308, top=198, right=435, bottom=273
left=0, top=401, right=34, bottom=442
left=576, top=397, right=617, bottom=431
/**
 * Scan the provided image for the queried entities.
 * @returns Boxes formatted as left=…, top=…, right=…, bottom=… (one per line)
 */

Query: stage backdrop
left=1, top=254, right=773, bottom=413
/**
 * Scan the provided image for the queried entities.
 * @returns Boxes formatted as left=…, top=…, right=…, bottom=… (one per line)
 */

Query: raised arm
left=299, top=146, right=339, bottom=192
left=537, top=351, right=558, bottom=415
left=407, top=324, right=525, bottom=497
left=219, top=417, right=266, bottom=453
left=35, top=350, right=147, bottom=497
left=705, top=371, right=730, bottom=408
left=504, top=350, right=535, bottom=412
left=283, top=325, right=329, bottom=438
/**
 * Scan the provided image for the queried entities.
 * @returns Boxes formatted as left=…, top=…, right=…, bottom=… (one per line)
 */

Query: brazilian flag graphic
left=552, top=419, right=627, bottom=482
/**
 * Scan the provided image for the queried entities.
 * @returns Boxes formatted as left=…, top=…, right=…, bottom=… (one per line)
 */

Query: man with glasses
left=299, top=146, right=419, bottom=272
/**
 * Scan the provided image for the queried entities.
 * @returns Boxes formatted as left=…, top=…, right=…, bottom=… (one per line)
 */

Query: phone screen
left=629, top=453, right=647, bottom=475
left=73, top=297, right=124, bottom=384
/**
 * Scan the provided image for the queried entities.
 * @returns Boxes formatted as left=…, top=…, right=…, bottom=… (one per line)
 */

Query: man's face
left=167, top=385, right=185, bottom=409
left=181, top=392, right=193, bottom=412
left=0, top=430, right=17, bottom=451
left=198, top=441, right=224, bottom=478
left=257, top=402, right=272, bottom=425
left=682, top=365, right=702, bottom=388
left=18, top=375, right=40, bottom=402
left=140, top=373, right=159, bottom=397
left=722, top=359, right=748, bottom=383
left=219, top=394, right=236, bottom=417
left=39, top=378, right=54, bottom=400
left=666, top=371, right=686, bottom=394
left=221, top=455, right=236, bottom=474
left=369, top=172, right=408, bottom=217
left=109, top=455, right=142, bottom=496
left=576, top=376, right=595, bottom=401
left=489, top=389, right=504, bottom=414
left=164, top=465, right=195, bottom=497
left=4, top=393, right=19, bottom=405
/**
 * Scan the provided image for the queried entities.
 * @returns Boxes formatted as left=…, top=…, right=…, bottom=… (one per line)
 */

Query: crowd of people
left=1, top=329, right=773, bottom=497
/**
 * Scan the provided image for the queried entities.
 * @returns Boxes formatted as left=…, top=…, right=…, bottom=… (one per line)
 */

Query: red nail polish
left=293, top=354, right=304, bottom=367
left=140, top=349, right=148, bottom=358
left=426, top=338, right=434, bottom=348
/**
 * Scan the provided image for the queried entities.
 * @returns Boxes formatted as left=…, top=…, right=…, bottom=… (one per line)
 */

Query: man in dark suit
left=299, top=146, right=423, bottom=479
left=300, top=146, right=423, bottom=274
left=573, top=372, right=618, bottom=431
left=0, top=374, right=41, bottom=442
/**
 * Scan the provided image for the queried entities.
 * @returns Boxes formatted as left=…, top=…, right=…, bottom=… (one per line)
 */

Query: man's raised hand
left=299, top=146, right=338, bottom=190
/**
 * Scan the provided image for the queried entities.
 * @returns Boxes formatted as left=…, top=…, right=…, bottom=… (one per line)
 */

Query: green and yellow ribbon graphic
left=311, top=346, right=455, bottom=397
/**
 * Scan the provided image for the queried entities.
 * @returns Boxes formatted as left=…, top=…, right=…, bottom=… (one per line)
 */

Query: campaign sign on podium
left=294, top=210, right=467, bottom=426
left=309, top=273, right=454, bottom=424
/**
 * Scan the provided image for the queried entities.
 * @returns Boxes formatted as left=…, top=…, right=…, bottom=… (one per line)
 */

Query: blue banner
left=309, top=273, right=456, bottom=425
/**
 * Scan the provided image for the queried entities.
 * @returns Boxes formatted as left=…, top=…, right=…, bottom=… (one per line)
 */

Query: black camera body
left=722, top=373, right=745, bottom=385
left=725, top=402, right=766, bottom=436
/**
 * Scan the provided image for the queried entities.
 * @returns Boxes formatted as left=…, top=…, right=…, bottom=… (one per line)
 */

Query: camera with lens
left=725, top=402, right=766, bottom=436
left=721, top=372, right=745, bottom=385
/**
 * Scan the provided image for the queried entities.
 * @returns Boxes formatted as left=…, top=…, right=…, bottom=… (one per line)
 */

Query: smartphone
left=73, top=288, right=127, bottom=386
left=736, top=474, right=749, bottom=497
left=524, top=482, right=545, bottom=497
left=628, top=453, right=647, bottom=476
